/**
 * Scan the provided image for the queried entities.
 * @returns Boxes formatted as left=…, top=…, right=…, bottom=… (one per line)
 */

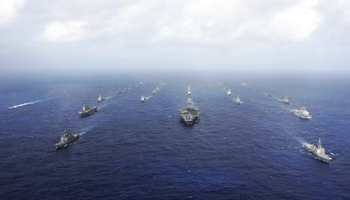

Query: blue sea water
left=0, top=76, right=350, bottom=200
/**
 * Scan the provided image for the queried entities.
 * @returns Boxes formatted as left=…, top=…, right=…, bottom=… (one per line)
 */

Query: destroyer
left=236, top=96, right=242, bottom=104
left=141, top=95, right=146, bottom=102
left=282, top=96, right=290, bottom=104
left=56, top=129, right=79, bottom=149
left=227, top=89, right=231, bottom=96
left=97, top=94, right=106, bottom=103
left=188, top=98, right=192, bottom=104
left=303, top=138, right=332, bottom=163
left=78, top=104, right=98, bottom=117
left=180, top=103, right=199, bottom=125
left=292, top=106, right=311, bottom=119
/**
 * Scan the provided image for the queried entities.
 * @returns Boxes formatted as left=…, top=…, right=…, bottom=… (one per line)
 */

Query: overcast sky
left=1, top=0, right=350, bottom=77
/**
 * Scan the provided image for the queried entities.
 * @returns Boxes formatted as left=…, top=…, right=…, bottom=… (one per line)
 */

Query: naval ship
left=227, top=89, right=231, bottom=96
left=188, top=98, right=192, bottom=104
left=292, top=106, right=311, bottom=119
left=79, top=104, right=98, bottom=117
left=236, top=96, right=242, bottom=104
left=303, top=138, right=332, bottom=163
left=56, top=129, right=79, bottom=149
left=180, top=103, right=199, bottom=125
left=141, top=95, right=146, bottom=102
left=282, top=96, right=290, bottom=104
left=97, top=94, right=106, bottom=103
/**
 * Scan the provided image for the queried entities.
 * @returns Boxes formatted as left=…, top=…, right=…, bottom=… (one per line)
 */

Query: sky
left=0, top=0, right=350, bottom=78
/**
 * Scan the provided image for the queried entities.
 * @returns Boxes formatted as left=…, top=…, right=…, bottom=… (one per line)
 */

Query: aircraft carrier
left=180, top=103, right=199, bottom=125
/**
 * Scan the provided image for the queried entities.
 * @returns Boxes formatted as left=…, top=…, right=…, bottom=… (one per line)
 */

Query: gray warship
left=78, top=104, right=98, bottom=117
left=55, top=129, right=79, bottom=149
left=141, top=95, right=146, bottom=102
left=97, top=94, right=106, bottom=103
left=303, top=138, right=332, bottom=163
left=282, top=96, right=290, bottom=104
left=180, top=103, right=199, bottom=125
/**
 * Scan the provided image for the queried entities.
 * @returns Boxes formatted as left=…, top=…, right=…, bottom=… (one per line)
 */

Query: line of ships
left=57, top=81, right=332, bottom=164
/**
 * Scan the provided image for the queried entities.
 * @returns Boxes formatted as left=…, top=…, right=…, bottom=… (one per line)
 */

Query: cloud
left=39, top=20, right=88, bottom=42
left=37, top=0, right=322, bottom=45
left=158, top=0, right=322, bottom=43
left=0, top=0, right=25, bottom=28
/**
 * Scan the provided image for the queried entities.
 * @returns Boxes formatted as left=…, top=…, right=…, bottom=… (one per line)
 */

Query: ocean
left=0, top=76, right=349, bottom=200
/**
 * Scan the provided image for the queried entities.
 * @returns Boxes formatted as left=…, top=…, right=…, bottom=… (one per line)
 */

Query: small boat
left=242, top=82, right=246, bottom=86
left=8, top=105, right=17, bottom=109
left=227, top=89, right=231, bottom=96
left=140, top=81, right=143, bottom=85
left=303, top=138, right=332, bottom=163
left=156, top=86, right=159, bottom=91
left=96, top=94, right=106, bottom=103
left=236, top=96, right=242, bottom=104
left=282, top=96, right=290, bottom=104
left=267, top=93, right=272, bottom=97
left=256, top=89, right=259, bottom=92
left=132, top=85, right=135, bottom=88
left=141, top=95, right=146, bottom=102
left=292, top=106, right=311, bottom=119
left=125, top=87, right=128, bottom=91
left=117, top=90, right=121, bottom=94
left=153, top=90, right=156, bottom=95
left=55, top=129, right=79, bottom=149
left=249, top=86, right=252, bottom=89
left=188, top=85, right=191, bottom=95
